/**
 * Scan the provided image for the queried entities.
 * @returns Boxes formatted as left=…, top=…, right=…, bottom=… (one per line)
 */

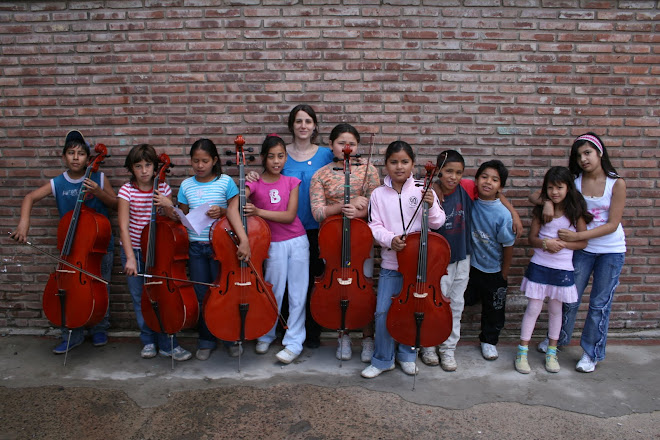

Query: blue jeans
left=63, top=235, right=114, bottom=344
left=188, top=241, right=224, bottom=350
left=372, top=269, right=415, bottom=369
left=558, top=250, right=625, bottom=361
left=120, top=247, right=179, bottom=350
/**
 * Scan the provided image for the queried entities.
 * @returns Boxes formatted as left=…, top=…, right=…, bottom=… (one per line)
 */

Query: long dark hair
left=569, top=132, right=618, bottom=179
left=190, top=138, right=222, bottom=176
left=328, top=123, right=360, bottom=144
left=287, top=104, right=319, bottom=144
left=260, top=134, right=287, bottom=168
left=533, top=166, right=593, bottom=227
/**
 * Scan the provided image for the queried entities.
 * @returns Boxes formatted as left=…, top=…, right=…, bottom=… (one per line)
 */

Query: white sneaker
left=440, top=351, right=457, bottom=371
left=361, top=364, right=395, bottom=379
left=141, top=343, right=157, bottom=359
left=360, top=337, right=374, bottom=363
left=421, top=347, right=439, bottom=366
left=275, top=348, right=299, bottom=364
left=229, top=343, right=244, bottom=358
left=159, top=346, right=192, bottom=361
left=195, top=348, right=212, bottom=361
left=575, top=352, right=597, bottom=373
left=336, top=334, right=352, bottom=360
left=537, top=337, right=549, bottom=353
left=255, top=341, right=270, bottom=354
left=481, top=342, right=499, bottom=360
left=397, top=359, right=419, bottom=376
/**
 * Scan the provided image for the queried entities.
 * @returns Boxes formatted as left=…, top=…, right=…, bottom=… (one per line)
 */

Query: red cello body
left=386, top=163, right=453, bottom=349
left=42, top=145, right=111, bottom=329
left=140, top=154, right=198, bottom=335
left=311, top=146, right=376, bottom=332
left=203, top=135, right=278, bottom=342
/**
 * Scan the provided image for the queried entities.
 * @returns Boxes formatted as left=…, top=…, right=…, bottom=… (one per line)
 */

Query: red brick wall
left=1, top=2, right=658, bottom=337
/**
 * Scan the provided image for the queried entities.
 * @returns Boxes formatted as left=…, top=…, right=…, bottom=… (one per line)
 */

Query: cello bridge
left=413, top=292, right=428, bottom=298
left=235, top=282, right=252, bottom=287
left=145, top=281, right=163, bottom=286
left=56, top=269, right=76, bottom=274
left=337, top=278, right=353, bottom=286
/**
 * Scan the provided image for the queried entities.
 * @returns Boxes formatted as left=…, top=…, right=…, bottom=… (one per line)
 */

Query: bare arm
left=501, top=245, right=514, bottom=280
left=226, top=195, right=251, bottom=261
left=499, top=192, right=523, bottom=236
left=559, top=178, right=626, bottom=242
left=83, top=174, right=118, bottom=210
left=561, top=217, right=589, bottom=250
left=11, top=182, right=52, bottom=243
left=529, top=189, right=555, bottom=223
left=118, top=198, right=138, bottom=276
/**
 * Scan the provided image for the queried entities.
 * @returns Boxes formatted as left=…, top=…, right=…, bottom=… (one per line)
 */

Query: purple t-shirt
left=246, top=175, right=306, bottom=242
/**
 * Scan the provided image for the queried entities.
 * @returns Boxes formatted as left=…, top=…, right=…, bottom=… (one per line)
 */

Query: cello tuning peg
left=225, top=150, right=233, bottom=155
left=226, top=160, right=234, bottom=166
left=332, top=157, right=341, bottom=162
left=332, top=167, right=343, bottom=171
left=247, top=155, right=255, bottom=162
left=246, top=147, right=254, bottom=153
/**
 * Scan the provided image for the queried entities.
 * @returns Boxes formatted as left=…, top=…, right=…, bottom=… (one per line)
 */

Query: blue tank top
left=51, top=171, right=109, bottom=219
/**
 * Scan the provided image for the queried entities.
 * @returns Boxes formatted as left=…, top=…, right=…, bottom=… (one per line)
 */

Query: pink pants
left=520, top=298, right=562, bottom=342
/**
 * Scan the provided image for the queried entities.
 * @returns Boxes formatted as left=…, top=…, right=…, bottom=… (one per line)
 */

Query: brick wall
left=1, top=1, right=658, bottom=338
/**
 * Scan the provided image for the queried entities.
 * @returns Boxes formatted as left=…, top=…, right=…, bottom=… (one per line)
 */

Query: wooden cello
left=140, top=154, right=199, bottom=338
left=204, top=135, right=279, bottom=345
left=386, top=162, right=453, bottom=350
left=311, top=144, right=376, bottom=334
left=42, top=144, right=111, bottom=331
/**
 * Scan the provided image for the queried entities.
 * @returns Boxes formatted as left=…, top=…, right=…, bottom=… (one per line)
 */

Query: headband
left=575, top=134, right=603, bottom=156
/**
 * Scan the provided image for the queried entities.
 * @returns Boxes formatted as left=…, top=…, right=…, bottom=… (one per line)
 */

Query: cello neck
left=341, top=147, right=352, bottom=269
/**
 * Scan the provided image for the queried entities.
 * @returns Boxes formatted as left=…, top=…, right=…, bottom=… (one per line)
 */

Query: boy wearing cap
left=11, top=130, right=118, bottom=354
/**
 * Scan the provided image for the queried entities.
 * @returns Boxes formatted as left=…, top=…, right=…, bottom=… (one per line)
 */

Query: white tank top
left=575, top=175, right=626, bottom=254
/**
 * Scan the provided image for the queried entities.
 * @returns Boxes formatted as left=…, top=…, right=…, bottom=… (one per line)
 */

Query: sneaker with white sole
left=229, top=343, right=244, bottom=357
left=515, top=345, right=531, bottom=374
left=421, top=347, right=439, bottom=366
left=481, top=342, right=498, bottom=360
left=361, top=364, right=395, bottom=379
left=397, top=359, right=418, bottom=376
left=336, top=334, right=352, bottom=360
left=255, top=341, right=270, bottom=354
left=140, top=343, right=157, bottom=359
left=575, top=352, right=597, bottom=373
left=545, top=350, right=560, bottom=373
left=360, top=337, right=374, bottom=363
left=275, top=348, right=298, bottom=364
left=537, top=337, right=549, bottom=353
left=159, top=346, right=192, bottom=361
left=195, top=348, right=212, bottom=361
left=440, top=351, right=457, bottom=372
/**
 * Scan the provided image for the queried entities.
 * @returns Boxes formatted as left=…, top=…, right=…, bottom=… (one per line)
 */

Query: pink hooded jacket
left=368, top=174, right=446, bottom=271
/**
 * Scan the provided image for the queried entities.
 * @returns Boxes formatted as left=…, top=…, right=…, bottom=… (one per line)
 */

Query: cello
left=386, top=161, right=453, bottom=353
left=311, top=144, right=376, bottom=337
left=42, top=144, right=111, bottom=335
left=204, top=135, right=279, bottom=350
left=139, top=154, right=199, bottom=345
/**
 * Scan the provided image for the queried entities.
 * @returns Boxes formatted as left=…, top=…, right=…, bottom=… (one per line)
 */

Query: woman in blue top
left=282, top=105, right=334, bottom=348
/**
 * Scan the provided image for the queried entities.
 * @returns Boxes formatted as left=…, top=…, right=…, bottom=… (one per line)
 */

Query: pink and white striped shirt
left=118, top=181, right=171, bottom=248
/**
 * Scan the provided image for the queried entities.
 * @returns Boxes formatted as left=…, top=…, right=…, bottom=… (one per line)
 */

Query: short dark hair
left=475, top=159, right=508, bottom=188
left=437, top=150, right=464, bottom=169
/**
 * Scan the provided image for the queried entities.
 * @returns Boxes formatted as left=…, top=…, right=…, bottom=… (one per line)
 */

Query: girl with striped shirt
left=118, top=144, right=192, bottom=361
left=175, top=138, right=249, bottom=361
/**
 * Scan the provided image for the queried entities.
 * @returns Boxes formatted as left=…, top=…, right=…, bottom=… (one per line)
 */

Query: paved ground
left=1, top=334, right=659, bottom=439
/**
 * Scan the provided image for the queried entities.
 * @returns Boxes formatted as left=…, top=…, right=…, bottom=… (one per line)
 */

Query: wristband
left=542, top=238, right=548, bottom=250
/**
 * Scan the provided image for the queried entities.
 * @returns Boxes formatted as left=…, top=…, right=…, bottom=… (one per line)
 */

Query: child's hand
left=542, top=200, right=555, bottom=223
left=83, top=178, right=102, bottom=196
left=237, top=241, right=251, bottom=261
left=512, top=216, right=523, bottom=236
left=153, top=190, right=172, bottom=209
left=351, top=196, right=369, bottom=211
left=391, top=235, right=407, bottom=252
left=245, top=171, right=260, bottom=183
left=422, top=189, right=435, bottom=207
left=206, top=205, right=227, bottom=219
left=545, top=238, right=565, bottom=253
left=10, top=223, right=29, bottom=243
left=123, top=257, right=138, bottom=277
left=243, top=202, right=258, bottom=217
left=557, top=228, right=579, bottom=242
left=341, top=203, right=358, bottom=219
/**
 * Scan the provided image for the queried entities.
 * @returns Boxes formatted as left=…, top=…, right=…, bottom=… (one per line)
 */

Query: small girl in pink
left=244, top=135, right=309, bottom=364
left=516, top=166, right=592, bottom=374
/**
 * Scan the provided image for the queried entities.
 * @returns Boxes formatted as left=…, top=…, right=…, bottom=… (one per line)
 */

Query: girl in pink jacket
left=361, top=141, right=446, bottom=378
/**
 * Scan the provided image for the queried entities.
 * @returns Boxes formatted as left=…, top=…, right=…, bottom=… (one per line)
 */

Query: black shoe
left=305, top=337, right=321, bottom=349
